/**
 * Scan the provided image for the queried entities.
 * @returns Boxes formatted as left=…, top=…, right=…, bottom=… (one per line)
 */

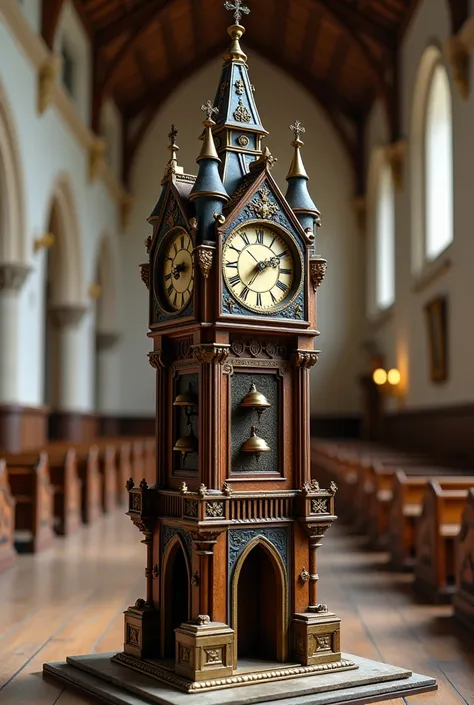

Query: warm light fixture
left=372, top=368, right=387, bottom=386
left=387, top=368, right=401, bottom=386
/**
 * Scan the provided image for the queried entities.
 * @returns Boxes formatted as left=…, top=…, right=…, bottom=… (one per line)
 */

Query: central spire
left=212, top=0, right=268, bottom=193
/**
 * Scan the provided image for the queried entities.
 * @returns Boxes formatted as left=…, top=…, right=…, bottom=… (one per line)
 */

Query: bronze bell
left=173, top=427, right=198, bottom=462
left=241, top=426, right=271, bottom=458
left=173, top=382, right=197, bottom=407
left=240, top=383, right=271, bottom=419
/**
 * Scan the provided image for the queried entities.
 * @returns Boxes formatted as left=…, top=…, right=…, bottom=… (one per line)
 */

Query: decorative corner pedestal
left=292, top=611, right=341, bottom=666
left=175, top=618, right=234, bottom=682
left=123, top=602, right=160, bottom=659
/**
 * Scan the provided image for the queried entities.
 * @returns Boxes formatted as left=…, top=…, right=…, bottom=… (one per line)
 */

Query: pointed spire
left=190, top=101, right=228, bottom=201
left=224, top=0, right=251, bottom=61
left=162, top=124, right=184, bottom=181
left=286, top=121, right=321, bottom=234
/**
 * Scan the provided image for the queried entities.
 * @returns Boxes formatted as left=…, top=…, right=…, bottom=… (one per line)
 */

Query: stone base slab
left=43, top=652, right=436, bottom=705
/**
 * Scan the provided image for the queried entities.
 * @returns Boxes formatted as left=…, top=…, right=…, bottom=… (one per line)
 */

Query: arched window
left=374, top=159, right=395, bottom=310
left=424, top=63, right=453, bottom=261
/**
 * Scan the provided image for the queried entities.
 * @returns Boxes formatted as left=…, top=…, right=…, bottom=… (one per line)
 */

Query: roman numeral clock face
left=156, top=228, right=194, bottom=313
left=223, top=224, right=300, bottom=313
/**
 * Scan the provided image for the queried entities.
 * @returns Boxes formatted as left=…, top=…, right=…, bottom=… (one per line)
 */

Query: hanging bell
left=173, top=382, right=197, bottom=407
left=173, top=427, right=198, bottom=463
left=239, top=383, right=271, bottom=419
left=241, top=426, right=271, bottom=459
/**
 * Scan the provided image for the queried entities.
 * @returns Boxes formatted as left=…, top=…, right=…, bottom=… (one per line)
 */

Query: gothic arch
left=161, top=535, right=191, bottom=657
left=44, top=174, right=84, bottom=305
left=0, top=80, right=26, bottom=264
left=231, top=536, right=288, bottom=666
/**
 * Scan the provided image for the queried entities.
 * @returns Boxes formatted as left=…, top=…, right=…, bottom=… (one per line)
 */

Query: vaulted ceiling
left=43, top=0, right=469, bottom=187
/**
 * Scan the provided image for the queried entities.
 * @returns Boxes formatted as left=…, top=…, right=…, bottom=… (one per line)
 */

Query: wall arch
left=95, top=233, right=120, bottom=333
left=44, top=174, right=84, bottom=305
left=161, top=535, right=191, bottom=657
left=231, top=536, right=288, bottom=666
left=410, top=44, right=453, bottom=274
left=0, top=79, right=26, bottom=264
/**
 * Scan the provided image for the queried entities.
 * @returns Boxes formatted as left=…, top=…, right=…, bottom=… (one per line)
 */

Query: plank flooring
left=0, top=511, right=473, bottom=704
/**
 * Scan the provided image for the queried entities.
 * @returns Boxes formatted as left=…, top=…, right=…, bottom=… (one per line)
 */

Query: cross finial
left=224, top=0, right=250, bottom=25
left=168, top=124, right=178, bottom=146
left=290, top=120, right=306, bottom=141
left=201, top=100, right=219, bottom=122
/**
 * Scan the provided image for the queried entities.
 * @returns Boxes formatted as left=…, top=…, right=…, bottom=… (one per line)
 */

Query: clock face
left=223, top=223, right=300, bottom=313
left=157, top=228, right=194, bottom=313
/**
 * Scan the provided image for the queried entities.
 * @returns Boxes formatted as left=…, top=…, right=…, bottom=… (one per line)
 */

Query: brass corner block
left=148, top=350, right=165, bottom=369
left=139, top=262, right=150, bottom=290
left=309, top=258, right=327, bottom=292
left=293, top=350, right=320, bottom=369
left=194, top=245, right=215, bottom=279
left=192, top=344, right=230, bottom=365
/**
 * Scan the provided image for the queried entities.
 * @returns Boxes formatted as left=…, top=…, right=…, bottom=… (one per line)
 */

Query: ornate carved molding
left=50, top=304, right=88, bottom=328
left=148, top=350, right=166, bottom=369
left=0, top=263, right=31, bottom=292
left=194, top=245, right=214, bottom=279
left=385, top=139, right=406, bottom=191
left=309, top=258, right=327, bottom=292
left=191, top=344, right=230, bottom=364
left=139, top=262, right=150, bottom=290
left=293, top=350, right=320, bottom=369
left=96, top=331, right=121, bottom=351
left=37, top=56, right=60, bottom=115
left=445, top=34, right=470, bottom=100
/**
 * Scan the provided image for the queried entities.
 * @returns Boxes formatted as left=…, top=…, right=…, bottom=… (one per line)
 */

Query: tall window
left=424, top=63, right=453, bottom=261
left=375, top=159, right=395, bottom=310
left=61, top=43, right=75, bottom=97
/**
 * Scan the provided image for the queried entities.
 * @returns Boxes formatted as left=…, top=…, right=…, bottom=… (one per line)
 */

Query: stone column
left=0, top=263, right=31, bottom=402
left=50, top=304, right=87, bottom=410
left=96, top=331, right=121, bottom=412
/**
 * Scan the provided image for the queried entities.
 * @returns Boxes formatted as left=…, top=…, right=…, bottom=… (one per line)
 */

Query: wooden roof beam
left=448, top=0, right=469, bottom=33
left=41, top=0, right=65, bottom=49
left=316, top=0, right=394, bottom=47
left=95, top=0, right=172, bottom=44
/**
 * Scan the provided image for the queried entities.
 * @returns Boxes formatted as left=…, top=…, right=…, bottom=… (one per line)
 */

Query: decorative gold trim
left=112, top=651, right=356, bottom=692
left=231, top=535, right=288, bottom=667
left=194, top=245, right=214, bottom=279
left=192, top=344, right=230, bottom=364
left=309, top=258, right=327, bottom=292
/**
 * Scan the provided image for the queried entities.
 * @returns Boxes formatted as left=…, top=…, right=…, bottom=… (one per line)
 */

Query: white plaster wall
left=119, top=52, right=364, bottom=416
left=0, top=14, right=120, bottom=409
left=366, top=0, right=474, bottom=411
left=18, top=0, right=40, bottom=33
left=101, top=100, right=123, bottom=181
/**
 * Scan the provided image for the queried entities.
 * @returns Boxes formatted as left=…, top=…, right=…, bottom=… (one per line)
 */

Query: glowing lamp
left=387, top=368, right=401, bottom=386
left=372, top=368, right=387, bottom=386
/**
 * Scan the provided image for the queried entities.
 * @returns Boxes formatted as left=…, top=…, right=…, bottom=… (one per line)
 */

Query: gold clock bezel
left=222, top=220, right=303, bottom=314
left=154, top=226, right=194, bottom=315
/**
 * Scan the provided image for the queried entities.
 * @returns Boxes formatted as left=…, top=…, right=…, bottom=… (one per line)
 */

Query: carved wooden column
left=293, top=350, right=319, bottom=488
left=0, top=264, right=31, bottom=402
left=148, top=349, right=166, bottom=486
left=50, top=304, right=88, bottom=410
left=191, top=528, right=222, bottom=621
left=192, top=344, right=230, bottom=490
left=96, top=331, right=121, bottom=413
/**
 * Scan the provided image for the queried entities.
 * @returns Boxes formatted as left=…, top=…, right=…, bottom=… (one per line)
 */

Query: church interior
left=1, top=0, right=474, bottom=703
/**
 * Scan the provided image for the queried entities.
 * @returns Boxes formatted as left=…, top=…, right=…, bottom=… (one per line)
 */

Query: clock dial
left=159, top=228, right=194, bottom=313
left=223, top=224, right=299, bottom=313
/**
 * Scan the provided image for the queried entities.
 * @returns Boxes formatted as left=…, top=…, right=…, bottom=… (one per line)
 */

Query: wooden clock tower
left=121, top=0, right=352, bottom=691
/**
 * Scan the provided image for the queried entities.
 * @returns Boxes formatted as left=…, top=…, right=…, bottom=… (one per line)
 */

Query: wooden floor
left=0, top=512, right=473, bottom=705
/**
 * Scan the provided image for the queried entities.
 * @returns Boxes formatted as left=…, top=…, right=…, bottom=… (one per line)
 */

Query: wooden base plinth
left=43, top=652, right=437, bottom=704
left=292, top=611, right=341, bottom=666
left=174, top=620, right=234, bottom=682
left=123, top=604, right=160, bottom=659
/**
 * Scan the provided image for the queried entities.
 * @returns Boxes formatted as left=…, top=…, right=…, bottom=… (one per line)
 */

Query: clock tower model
left=123, top=1, right=350, bottom=690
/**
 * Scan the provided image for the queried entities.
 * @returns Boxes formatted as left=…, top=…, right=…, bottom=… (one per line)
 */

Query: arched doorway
left=162, top=538, right=190, bottom=658
left=232, top=539, right=287, bottom=665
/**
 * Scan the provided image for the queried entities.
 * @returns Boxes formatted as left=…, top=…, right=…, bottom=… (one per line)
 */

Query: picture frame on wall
left=424, top=296, right=448, bottom=383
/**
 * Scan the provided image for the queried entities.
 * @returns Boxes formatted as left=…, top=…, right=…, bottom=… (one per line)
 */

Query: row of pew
left=0, top=436, right=155, bottom=573
left=311, top=438, right=474, bottom=631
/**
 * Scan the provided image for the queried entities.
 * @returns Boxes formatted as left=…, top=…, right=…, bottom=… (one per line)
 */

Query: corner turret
left=189, top=101, right=229, bottom=242
left=285, top=121, right=321, bottom=239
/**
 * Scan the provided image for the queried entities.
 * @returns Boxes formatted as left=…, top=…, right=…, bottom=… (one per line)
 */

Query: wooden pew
left=96, top=441, right=118, bottom=513
left=5, top=452, right=55, bottom=553
left=366, top=463, right=474, bottom=551
left=454, top=488, right=474, bottom=630
left=414, top=478, right=474, bottom=603
left=42, top=442, right=102, bottom=525
left=0, top=460, right=16, bottom=572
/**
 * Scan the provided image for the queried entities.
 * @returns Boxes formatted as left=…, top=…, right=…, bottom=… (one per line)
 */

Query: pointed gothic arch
left=0, top=80, right=26, bottom=264
left=231, top=536, right=288, bottom=666
left=161, top=535, right=191, bottom=658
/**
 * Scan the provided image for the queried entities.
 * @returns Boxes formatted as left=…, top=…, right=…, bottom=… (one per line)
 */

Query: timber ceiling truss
left=42, top=0, right=469, bottom=191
